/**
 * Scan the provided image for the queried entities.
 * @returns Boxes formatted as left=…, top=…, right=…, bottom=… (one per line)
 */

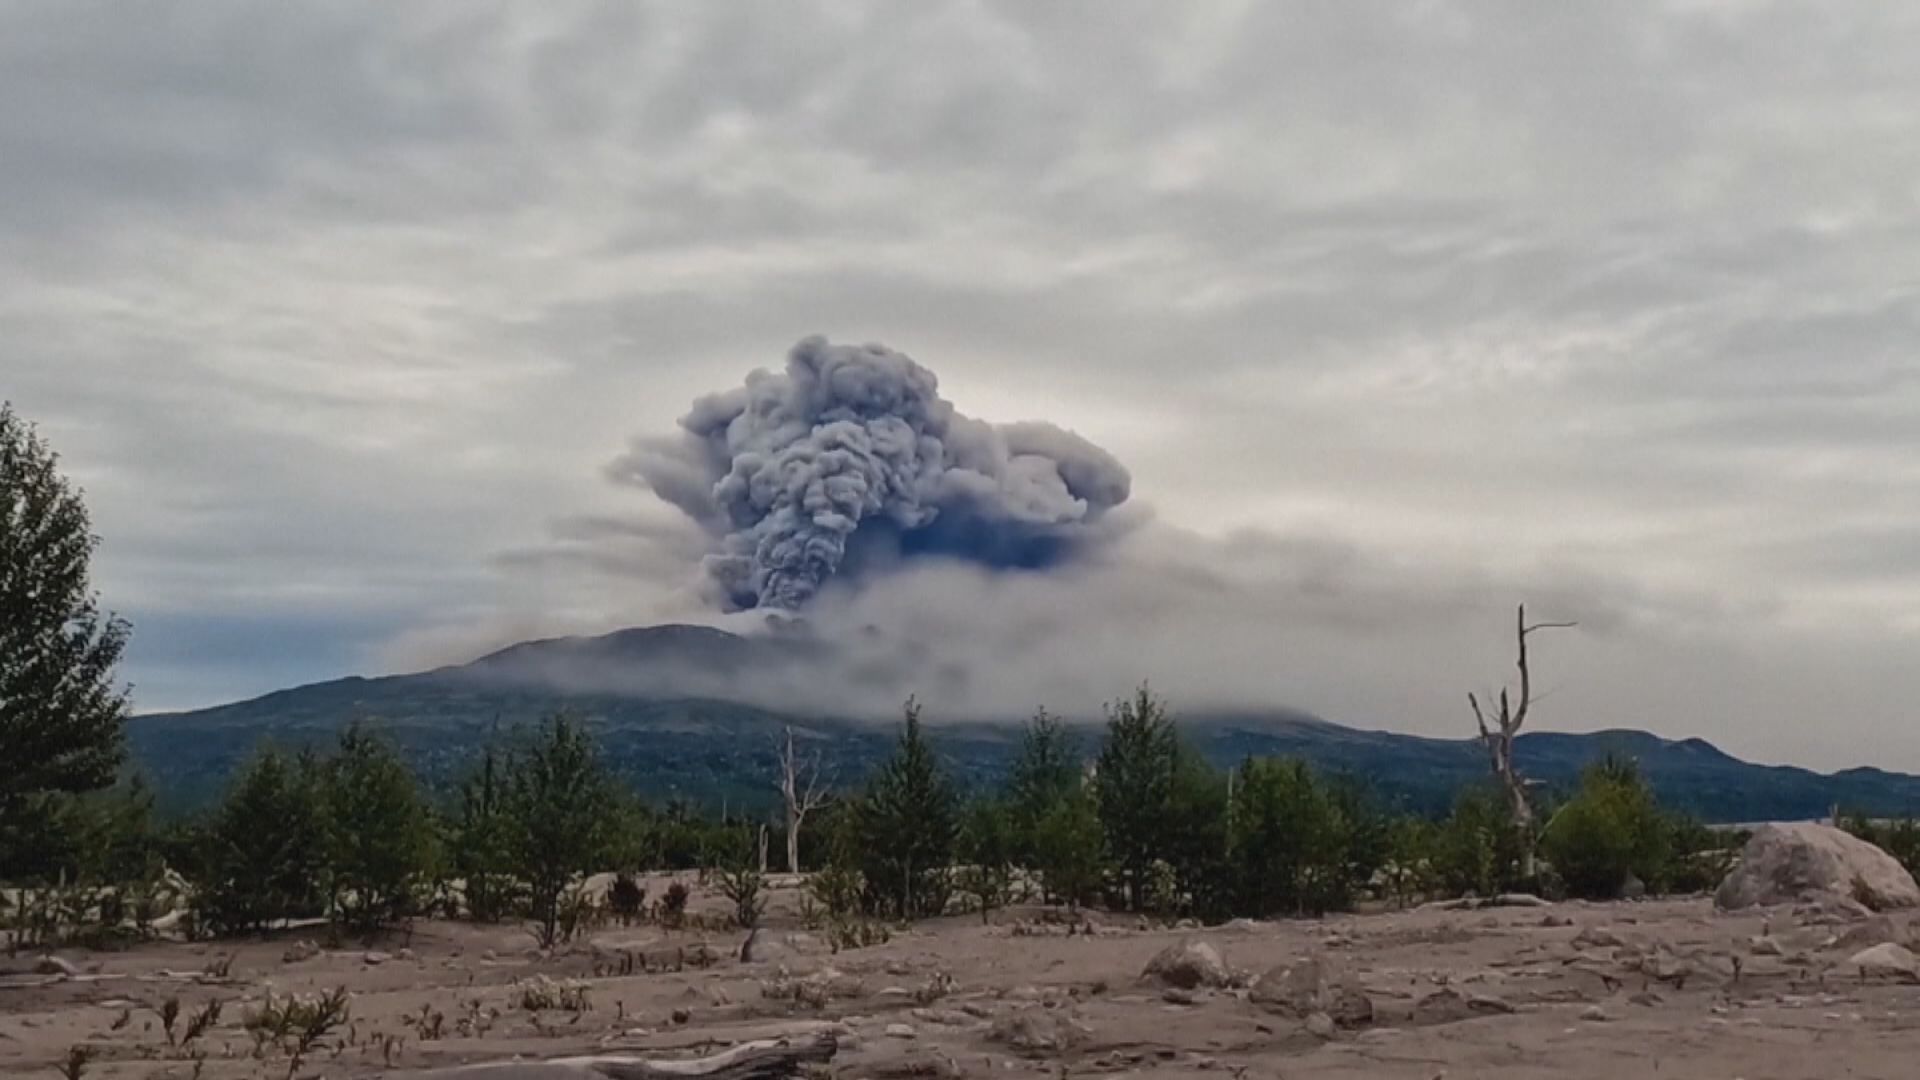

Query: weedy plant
left=515, top=975, right=591, bottom=1013
left=244, top=986, right=351, bottom=1079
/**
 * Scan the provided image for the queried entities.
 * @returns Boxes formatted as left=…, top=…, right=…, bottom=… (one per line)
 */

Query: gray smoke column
left=617, top=336, right=1133, bottom=610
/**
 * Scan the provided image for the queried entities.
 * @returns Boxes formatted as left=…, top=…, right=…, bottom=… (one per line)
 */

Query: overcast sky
left=6, top=2, right=1920, bottom=770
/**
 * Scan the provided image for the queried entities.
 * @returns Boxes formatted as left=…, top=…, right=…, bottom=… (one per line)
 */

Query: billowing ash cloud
left=614, top=336, right=1132, bottom=610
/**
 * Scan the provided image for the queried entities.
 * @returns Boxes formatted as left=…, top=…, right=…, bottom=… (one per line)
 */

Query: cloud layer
left=6, top=2, right=1920, bottom=769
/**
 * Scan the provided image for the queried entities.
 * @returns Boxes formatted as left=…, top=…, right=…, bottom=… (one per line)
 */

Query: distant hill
left=128, top=624, right=1920, bottom=823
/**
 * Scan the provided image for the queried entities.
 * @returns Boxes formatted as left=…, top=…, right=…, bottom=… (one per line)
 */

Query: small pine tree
left=956, top=797, right=1017, bottom=922
left=321, top=724, right=436, bottom=934
left=1539, top=756, right=1671, bottom=899
left=453, top=743, right=520, bottom=922
left=191, top=748, right=327, bottom=934
left=854, top=698, right=958, bottom=919
left=505, top=714, right=616, bottom=948
left=1094, top=685, right=1177, bottom=911
left=1032, top=786, right=1105, bottom=911
left=1006, top=709, right=1081, bottom=865
left=0, top=404, right=131, bottom=870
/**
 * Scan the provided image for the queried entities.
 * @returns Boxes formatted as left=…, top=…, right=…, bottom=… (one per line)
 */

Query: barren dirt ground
left=6, top=875, right=1920, bottom=1080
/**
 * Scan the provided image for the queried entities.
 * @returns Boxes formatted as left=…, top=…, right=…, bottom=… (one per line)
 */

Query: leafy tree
left=1539, top=757, right=1671, bottom=899
left=1032, top=785, right=1105, bottom=910
left=190, top=748, right=327, bottom=934
left=853, top=698, right=958, bottom=919
left=1162, top=744, right=1231, bottom=919
left=504, top=714, right=617, bottom=947
left=321, top=724, right=436, bottom=933
left=1231, top=757, right=1344, bottom=916
left=1433, top=787, right=1526, bottom=899
left=956, top=797, right=1017, bottom=922
left=1006, top=709, right=1081, bottom=863
left=0, top=404, right=131, bottom=863
left=1094, top=685, right=1177, bottom=911
left=451, top=743, right=519, bottom=921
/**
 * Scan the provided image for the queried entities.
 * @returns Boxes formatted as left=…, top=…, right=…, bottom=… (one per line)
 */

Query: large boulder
left=1140, top=940, right=1229, bottom=990
left=1714, top=823, right=1920, bottom=913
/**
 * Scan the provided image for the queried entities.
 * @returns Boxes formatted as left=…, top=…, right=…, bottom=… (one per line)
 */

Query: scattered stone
left=1304, top=1012, right=1337, bottom=1039
left=1539, top=914, right=1575, bottom=928
left=1249, top=955, right=1374, bottom=1028
left=1628, top=991, right=1663, bottom=1007
left=1716, top=823, right=1920, bottom=912
left=987, top=1011, right=1089, bottom=1056
left=280, top=941, right=320, bottom=964
left=1571, top=927, right=1628, bottom=950
left=671, top=1007, right=691, bottom=1025
left=1141, top=940, right=1230, bottom=990
left=885, top=1023, right=917, bottom=1039
left=1161, top=988, right=1197, bottom=1006
left=1850, top=943, right=1920, bottom=983
left=1832, top=915, right=1909, bottom=953
left=1581, top=1005, right=1611, bottom=1022
left=32, top=956, right=79, bottom=977
left=1621, top=874, right=1647, bottom=901
left=1413, top=988, right=1514, bottom=1025
left=396, top=948, right=416, bottom=962
left=1750, top=936, right=1784, bottom=957
left=363, top=951, right=391, bottom=966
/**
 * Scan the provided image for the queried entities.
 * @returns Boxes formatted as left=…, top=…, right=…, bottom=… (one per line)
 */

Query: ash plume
left=614, top=336, right=1132, bottom=610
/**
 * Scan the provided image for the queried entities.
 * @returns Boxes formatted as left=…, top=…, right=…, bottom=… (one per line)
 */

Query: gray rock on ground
left=1140, top=939, right=1229, bottom=990
left=1715, top=823, right=1920, bottom=912
left=1849, top=942, right=1920, bottom=983
left=1249, top=955, right=1374, bottom=1028
left=987, top=1010, right=1090, bottom=1055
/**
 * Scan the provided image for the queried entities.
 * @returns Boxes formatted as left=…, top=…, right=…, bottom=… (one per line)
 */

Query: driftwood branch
left=402, top=1032, right=837, bottom=1080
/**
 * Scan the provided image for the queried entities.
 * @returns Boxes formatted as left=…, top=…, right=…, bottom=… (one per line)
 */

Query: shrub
left=321, top=725, right=436, bottom=934
left=503, top=714, right=617, bottom=948
left=1433, top=787, right=1526, bottom=899
left=1229, top=757, right=1359, bottom=916
left=188, top=748, right=327, bottom=935
left=452, top=744, right=520, bottom=922
left=1538, top=758, right=1671, bottom=899
left=1031, top=786, right=1105, bottom=910
left=956, top=798, right=1017, bottom=921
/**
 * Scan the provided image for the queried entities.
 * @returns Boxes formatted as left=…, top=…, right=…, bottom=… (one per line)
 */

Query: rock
left=1621, top=873, right=1647, bottom=901
left=1249, top=955, right=1374, bottom=1028
left=32, top=956, right=79, bottom=977
left=1832, top=915, right=1909, bottom=953
left=1539, top=914, right=1575, bottom=928
left=1750, top=936, right=1785, bottom=957
left=280, top=941, right=320, bottom=964
left=1141, top=940, right=1229, bottom=990
left=1716, top=823, right=1920, bottom=912
left=1628, top=991, right=1663, bottom=1007
left=1581, top=1005, right=1611, bottom=1022
left=884, top=1023, right=917, bottom=1039
left=1571, top=926, right=1628, bottom=950
left=396, top=948, right=416, bottom=962
left=988, top=1011, right=1089, bottom=1055
left=1413, top=988, right=1514, bottom=1025
left=1304, top=1012, right=1337, bottom=1039
left=671, top=1007, right=691, bottom=1025
left=1850, top=943, right=1920, bottom=983
left=363, top=951, right=391, bottom=966
left=1161, top=988, right=1197, bottom=1006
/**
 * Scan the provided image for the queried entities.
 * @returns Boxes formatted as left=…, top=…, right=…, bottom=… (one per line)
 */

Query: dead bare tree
left=775, top=726, right=830, bottom=875
left=1468, top=603, right=1576, bottom=881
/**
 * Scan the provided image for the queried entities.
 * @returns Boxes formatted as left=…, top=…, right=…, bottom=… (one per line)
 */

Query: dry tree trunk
left=1468, top=603, right=1576, bottom=882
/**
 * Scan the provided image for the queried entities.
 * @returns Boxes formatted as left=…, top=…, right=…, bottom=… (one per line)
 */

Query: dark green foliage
left=1229, top=758, right=1359, bottom=916
left=188, top=748, right=327, bottom=934
left=452, top=743, right=519, bottom=922
left=852, top=698, right=958, bottom=919
left=320, top=724, right=436, bottom=933
left=1539, top=757, right=1672, bottom=899
left=710, top=828, right=766, bottom=928
left=503, top=714, right=618, bottom=947
left=1094, top=686, right=1177, bottom=911
left=1433, top=787, right=1527, bottom=898
left=1031, top=785, right=1105, bottom=909
left=956, top=797, right=1017, bottom=921
left=0, top=404, right=130, bottom=860
left=1162, top=745, right=1231, bottom=919
left=1006, top=710, right=1082, bottom=862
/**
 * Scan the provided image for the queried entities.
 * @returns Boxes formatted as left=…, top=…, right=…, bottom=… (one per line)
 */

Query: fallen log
left=398, top=1032, right=838, bottom=1080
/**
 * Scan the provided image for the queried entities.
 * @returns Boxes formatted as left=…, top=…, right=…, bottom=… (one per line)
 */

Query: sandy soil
left=5, top=875, right=1918, bottom=1080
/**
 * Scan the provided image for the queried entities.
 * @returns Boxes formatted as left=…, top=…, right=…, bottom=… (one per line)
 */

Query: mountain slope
left=128, top=625, right=1920, bottom=822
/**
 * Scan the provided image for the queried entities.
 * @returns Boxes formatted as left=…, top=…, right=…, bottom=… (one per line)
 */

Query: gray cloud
left=4, top=1, right=1920, bottom=767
